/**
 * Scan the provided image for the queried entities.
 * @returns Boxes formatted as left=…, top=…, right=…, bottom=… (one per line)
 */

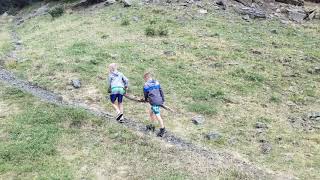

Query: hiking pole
left=124, top=93, right=174, bottom=112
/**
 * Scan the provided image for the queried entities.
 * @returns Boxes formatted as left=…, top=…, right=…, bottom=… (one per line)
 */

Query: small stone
left=111, top=16, right=118, bottom=21
left=251, top=49, right=262, bottom=55
left=132, top=16, right=139, bottom=22
left=71, top=79, right=81, bottom=89
left=271, top=29, right=278, bottom=34
left=101, top=34, right=109, bottom=39
left=163, top=51, right=176, bottom=56
left=199, top=9, right=208, bottom=14
left=192, top=115, right=205, bottom=125
left=105, top=0, right=116, bottom=6
left=261, top=142, right=272, bottom=154
left=255, top=122, right=268, bottom=129
left=16, top=41, right=23, bottom=45
left=242, top=15, right=251, bottom=22
left=205, top=132, right=222, bottom=140
left=123, top=0, right=132, bottom=7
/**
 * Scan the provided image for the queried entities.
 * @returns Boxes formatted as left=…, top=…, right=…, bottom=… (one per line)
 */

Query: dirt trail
left=0, top=16, right=293, bottom=180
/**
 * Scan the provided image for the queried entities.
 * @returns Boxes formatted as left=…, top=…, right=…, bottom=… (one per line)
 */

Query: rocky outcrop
left=275, top=0, right=304, bottom=6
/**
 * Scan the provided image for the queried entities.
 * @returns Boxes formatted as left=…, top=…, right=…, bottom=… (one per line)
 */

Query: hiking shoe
left=146, top=124, right=155, bottom=132
left=157, top=128, right=166, bottom=137
left=116, top=113, right=123, bottom=121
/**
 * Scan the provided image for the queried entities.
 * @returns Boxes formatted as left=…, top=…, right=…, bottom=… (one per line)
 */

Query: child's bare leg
left=149, top=109, right=157, bottom=122
left=155, top=114, right=165, bottom=128
left=118, top=103, right=123, bottom=114
left=112, top=103, right=120, bottom=114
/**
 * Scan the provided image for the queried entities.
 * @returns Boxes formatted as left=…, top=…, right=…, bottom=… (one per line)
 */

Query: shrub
left=48, top=5, right=64, bottom=19
left=158, top=26, right=168, bottom=36
left=121, top=18, right=130, bottom=26
left=145, top=26, right=156, bottom=36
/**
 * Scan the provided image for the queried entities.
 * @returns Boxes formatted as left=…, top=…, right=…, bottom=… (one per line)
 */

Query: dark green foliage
left=121, top=18, right=130, bottom=26
left=145, top=26, right=168, bottom=37
left=158, top=25, right=168, bottom=36
left=48, top=5, right=64, bottom=19
left=145, top=26, right=156, bottom=36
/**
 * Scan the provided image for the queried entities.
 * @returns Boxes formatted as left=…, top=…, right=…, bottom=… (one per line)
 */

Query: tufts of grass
left=187, top=102, right=217, bottom=115
left=145, top=26, right=156, bottom=36
left=121, top=18, right=130, bottom=26
left=48, top=5, right=64, bottom=19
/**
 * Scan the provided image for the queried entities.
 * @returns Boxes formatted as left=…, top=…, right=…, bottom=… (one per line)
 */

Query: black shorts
left=110, top=94, right=123, bottom=103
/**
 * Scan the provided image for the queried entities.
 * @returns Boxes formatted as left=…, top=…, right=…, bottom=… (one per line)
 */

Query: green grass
left=2, top=83, right=248, bottom=179
left=2, top=1, right=320, bottom=179
left=0, top=18, right=12, bottom=58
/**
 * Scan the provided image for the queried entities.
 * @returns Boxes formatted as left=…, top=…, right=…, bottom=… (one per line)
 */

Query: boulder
left=71, top=79, right=81, bottom=89
left=288, top=9, right=306, bottom=23
left=236, top=6, right=266, bottom=19
left=275, top=0, right=304, bottom=6
left=191, top=115, right=205, bottom=125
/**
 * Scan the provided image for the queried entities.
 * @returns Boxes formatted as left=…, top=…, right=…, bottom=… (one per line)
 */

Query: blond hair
left=109, top=63, right=118, bottom=73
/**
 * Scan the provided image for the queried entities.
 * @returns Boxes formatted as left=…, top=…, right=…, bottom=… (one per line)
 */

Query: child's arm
left=122, top=74, right=129, bottom=89
left=159, top=87, right=165, bottom=102
left=107, top=76, right=112, bottom=93
left=143, top=86, right=149, bottom=102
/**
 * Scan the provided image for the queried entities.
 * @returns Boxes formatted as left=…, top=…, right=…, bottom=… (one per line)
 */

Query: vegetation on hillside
left=0, top=1, right=319, bottom=179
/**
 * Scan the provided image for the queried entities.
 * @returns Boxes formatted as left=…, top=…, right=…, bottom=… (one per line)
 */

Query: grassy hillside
left=1, top=1, right=320, bottom=179
left=1, top=82, right=249, bottom=179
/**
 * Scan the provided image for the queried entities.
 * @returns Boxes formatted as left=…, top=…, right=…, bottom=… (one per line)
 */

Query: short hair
left=144, top=72, right=152, bottom=79
left=109, top=63, right=117, bottom=72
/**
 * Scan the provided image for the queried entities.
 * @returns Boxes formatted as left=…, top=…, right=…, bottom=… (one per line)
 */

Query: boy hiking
left=107, top=63, right=128, bottom=122
left=143, top=72, right=166, bottom=137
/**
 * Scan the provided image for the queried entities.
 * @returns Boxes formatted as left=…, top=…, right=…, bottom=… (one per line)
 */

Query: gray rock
left=242, top=15, right=251, bottom=22
left=307, top=66, right=320, bottom=74
left=105, top=0, right=116, bottom=6
left=163, top=51, right=176, bottom=56
left=2, top=12, right=8, bottom=17
left=216, top=0, right=227, bottom=10
left=71, top=79, right=81, bottom=89
left=111, top=16, right=118, bottom=21
left=205, top=132, right=222, bottom=140
left=198, top=9, right=208, bottom=14
left=288, top=10, right=306, bottom=23
left=275, top=0, right=304, bottom=6
left=308, top=112, right=320, bottom=119
left=16, top=41, right=23, bottom=46
left=237, top=6, right=266, bottom=19
left=261, top=142, right=272, bottom=154
left=255, top=122, right=268, bottom=129
left=192, top=115, right=205, bottom=125
left=271, top=29, right=278, bottom=34
left=123, top=0, right=132, bottom=7
left=132, top=16, right=139, bottom=22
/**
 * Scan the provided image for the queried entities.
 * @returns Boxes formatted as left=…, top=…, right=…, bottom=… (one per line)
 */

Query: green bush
left=145, top=26, right=169, bottom=37
left=158, top=26, right=168, bottom=36
left=145, top=26, right=156, bottom=36
left=48, top=5, right=64, bottom=19
left=121, top=18, right=130, bottom=26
